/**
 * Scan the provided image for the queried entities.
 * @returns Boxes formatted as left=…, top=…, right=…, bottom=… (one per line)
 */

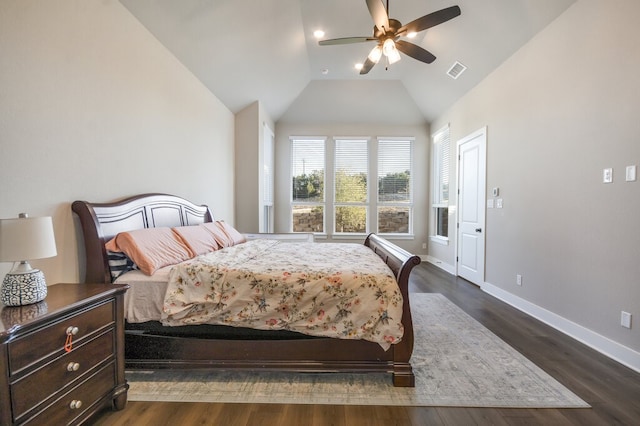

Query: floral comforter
left=161, top=239, right=404, bottom=350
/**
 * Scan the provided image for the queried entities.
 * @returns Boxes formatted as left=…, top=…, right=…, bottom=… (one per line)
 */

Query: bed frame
left=72, top=193, right=420, bottom=386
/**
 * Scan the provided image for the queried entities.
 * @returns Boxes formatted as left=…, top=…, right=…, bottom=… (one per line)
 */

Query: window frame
left=260, top=123, right=274, bottom=233
left=377, top=137, right=414, bottom=236
left=290, top=137, right=327, bottom=234
left=431, top=125, right=450, bottom=244
left=289, top=135, right=415, bottom=239
left=333, top=137, right=370, bottom=236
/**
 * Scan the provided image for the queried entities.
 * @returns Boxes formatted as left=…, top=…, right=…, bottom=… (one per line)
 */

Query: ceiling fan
left=318, top=0, right=461, bottom=74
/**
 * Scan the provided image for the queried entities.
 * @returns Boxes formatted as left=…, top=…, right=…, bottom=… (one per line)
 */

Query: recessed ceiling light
left=321, top=68, right=329, bottom=75
left=355, top=63, right=363, bottom=70
left=313, top=30, right=325, bottom=39
left=407, top=31, right=417, bottom=38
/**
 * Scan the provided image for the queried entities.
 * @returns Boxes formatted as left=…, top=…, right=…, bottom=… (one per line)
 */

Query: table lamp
left=0, top=214, right=57, bottom=306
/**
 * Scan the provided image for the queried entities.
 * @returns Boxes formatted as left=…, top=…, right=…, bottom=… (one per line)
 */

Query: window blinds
left=334, top=139, right=368, bottom=203
left=378, top=139, right=412, bottom=203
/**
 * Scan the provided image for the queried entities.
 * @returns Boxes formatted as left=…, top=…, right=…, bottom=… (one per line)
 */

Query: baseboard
left=482, top=281, right=640, bottom=374
left=424, top=256, right=456, bottom=275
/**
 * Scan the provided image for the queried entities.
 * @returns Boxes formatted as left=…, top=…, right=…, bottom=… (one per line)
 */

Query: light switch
left=603, top=168, right=613, bottom=183
left=487, top=199, right=494, bottom=209
left=496, top=198, right=503, bottom=209
left=626, top=165, right=637, bottom=182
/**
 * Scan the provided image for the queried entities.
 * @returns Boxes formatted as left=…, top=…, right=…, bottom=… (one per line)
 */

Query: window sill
left=331, top=233, right=369, bottom=240
left=430, top=236, right=449, bottom=246
left=378, top=234, right=414, bottom=240
left=296, top=233, right=415, bottom=241
left=326, top=233, right=415, bottom=241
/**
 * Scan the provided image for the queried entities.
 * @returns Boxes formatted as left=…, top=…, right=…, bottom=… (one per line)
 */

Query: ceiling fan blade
left=398, top=5, right=461, bottom=35
left=319, top=37, right=375, bottom=46
left=359, top=57, right=377, bottom=75
left=396, top=40, right=436, bottom=64
left=366, top=0, right=389, bottom=33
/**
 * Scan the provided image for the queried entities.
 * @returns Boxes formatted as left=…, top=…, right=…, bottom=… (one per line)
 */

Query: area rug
left=126, top=293, right=589, bottom=408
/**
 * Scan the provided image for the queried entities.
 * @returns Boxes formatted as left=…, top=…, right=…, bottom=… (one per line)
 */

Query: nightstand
left=0, top=283, right=129, bottom=425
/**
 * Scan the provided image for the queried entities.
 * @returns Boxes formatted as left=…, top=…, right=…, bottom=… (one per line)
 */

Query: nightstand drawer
left=1, top=284, right=128, bottom=426
left=23, top=361, right=116, bottom=426
left=11, top=330, right=114, bottom=419
left=8, top=300, right=114, bottom=374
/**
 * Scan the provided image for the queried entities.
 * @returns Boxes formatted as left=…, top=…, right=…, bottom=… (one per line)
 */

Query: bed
left=72, top=193, right=420, bottom=386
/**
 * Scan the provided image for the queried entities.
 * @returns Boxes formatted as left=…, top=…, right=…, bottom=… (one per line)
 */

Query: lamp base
left=1, top=269, right=48, bottom=306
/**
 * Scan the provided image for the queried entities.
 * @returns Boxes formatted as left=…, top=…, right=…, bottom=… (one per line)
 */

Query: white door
left=457, top=127, right=487, bottom=285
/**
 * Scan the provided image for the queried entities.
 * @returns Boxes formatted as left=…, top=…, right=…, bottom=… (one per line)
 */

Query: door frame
left=455, top=126, right=487, bottom=285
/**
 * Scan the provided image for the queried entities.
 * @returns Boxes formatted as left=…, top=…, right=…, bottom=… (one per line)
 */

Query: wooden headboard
left=72, top=193, right=213, bottom=284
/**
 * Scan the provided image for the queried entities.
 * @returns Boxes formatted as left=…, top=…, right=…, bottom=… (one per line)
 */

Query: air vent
left=447, top=61, right=467, bottom=79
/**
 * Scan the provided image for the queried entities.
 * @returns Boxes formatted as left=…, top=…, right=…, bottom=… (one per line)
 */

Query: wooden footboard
left=72, top=194, right=420, bottom=387
left=365, top=233, right=420, bottom=386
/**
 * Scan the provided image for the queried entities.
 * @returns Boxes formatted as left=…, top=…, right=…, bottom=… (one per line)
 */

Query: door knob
left=475, top=228, right=482, bottom=233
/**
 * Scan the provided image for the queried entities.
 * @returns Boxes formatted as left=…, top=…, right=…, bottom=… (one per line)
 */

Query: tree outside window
left=291, top=138, right=325, bottom=233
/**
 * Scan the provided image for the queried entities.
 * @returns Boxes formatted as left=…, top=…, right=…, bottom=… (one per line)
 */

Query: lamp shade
left=0, top=215, right=57, bottom=262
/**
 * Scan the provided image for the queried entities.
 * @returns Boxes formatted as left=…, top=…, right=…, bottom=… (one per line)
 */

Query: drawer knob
left=64, top=326, right=79, bottom=352
left=69, top=400, right=82, bottom=410
left=67, top=362, right=80, bottom=372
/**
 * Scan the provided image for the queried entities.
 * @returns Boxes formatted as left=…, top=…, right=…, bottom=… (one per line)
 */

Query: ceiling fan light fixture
left=367, top=45, right=383, bottom=64
left=382, top=38, right=395, bottom=56
left=382, top=38, right=401, bottom=64
left=387, top=47, right=401, bottom=64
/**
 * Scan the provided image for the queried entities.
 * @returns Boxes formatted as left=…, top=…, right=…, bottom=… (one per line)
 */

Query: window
left=378, top=138, right=413, bottom=234
left=290, top=135, right=414, bottom=237
left=260, top=123, right=274, bottom=233
left=291, top=138, right=325, bottom=233
left=432, top=126, right=450, bottom=240
left=334, top=138, right=368, bottom=234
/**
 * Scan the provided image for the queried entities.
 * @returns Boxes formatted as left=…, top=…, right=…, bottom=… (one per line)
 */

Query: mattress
left=115, top=265, right=173, bottom=323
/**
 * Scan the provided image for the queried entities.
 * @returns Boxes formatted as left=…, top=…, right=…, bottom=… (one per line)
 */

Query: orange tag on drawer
left=64, top=333, right=73, bottom=352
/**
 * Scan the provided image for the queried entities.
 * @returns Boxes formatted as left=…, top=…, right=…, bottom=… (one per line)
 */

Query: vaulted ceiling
left=120, top=0, right=576, bottom=124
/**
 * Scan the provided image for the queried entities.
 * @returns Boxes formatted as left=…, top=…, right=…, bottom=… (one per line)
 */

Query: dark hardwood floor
left=93, top=263, right=640, bottom=425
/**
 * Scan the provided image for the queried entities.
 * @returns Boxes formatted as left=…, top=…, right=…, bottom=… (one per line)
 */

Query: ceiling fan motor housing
left=373, top=18, right=402, bottom=40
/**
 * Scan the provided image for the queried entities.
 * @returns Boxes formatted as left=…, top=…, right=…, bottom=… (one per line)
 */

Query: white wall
left=0, top=0, right=235, bottom=284
left=431, top=0, right=640, bottom=366
left=235, top=101, right=275, bottom=233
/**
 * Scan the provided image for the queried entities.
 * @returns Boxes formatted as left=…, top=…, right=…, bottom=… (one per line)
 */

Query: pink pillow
left=172, top=225, right=220, bottom=255
left=216, top=221, right=246, bottom=245
left=200, top=221, right=245, bottom=248
left=105, top=227, right=195, bottom=275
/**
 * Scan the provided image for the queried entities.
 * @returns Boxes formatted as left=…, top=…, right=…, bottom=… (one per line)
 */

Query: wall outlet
left=621, top=311, right=632, bottom=329
left=422, top=243, right=427, bottom=249
left=516, top=274, right=522, bottom=286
